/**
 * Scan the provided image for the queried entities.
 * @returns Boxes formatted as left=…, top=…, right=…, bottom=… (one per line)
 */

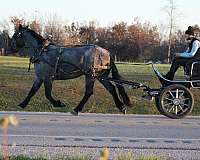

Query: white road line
left=1, top=134, right=200, bottom=141
left=0, top=111, right=200, bottom=119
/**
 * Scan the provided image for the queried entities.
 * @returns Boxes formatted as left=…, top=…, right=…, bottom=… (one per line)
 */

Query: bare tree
left=0, top=20, right=11, bottom=34
left=163, top=0, right=180, bottom=63
left=78, top=21, right=98, bottom=44
left=10, top=16, right=26, bottom=30
left=29, top=20, right=42, bottom=34
left=64, top=22, right=80, bottom=45
left=42, top=13, right=65, bottom=45
left=0, top=30, right=11, bottom=55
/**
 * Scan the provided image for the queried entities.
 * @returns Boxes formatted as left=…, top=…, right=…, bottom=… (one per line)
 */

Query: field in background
left=0, top=56, right=200, bottom=115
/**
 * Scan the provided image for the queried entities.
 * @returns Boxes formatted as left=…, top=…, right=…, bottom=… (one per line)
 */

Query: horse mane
left=26, top=28, right=45, bottom=46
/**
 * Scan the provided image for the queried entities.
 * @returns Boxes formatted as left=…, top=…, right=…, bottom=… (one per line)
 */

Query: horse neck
left=25, top=33, right=41, bottom=49
left=23, top=33, right=43, bottom=58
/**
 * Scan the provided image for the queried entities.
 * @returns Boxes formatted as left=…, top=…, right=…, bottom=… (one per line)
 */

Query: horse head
left=11, top=24, right=26, bottom=52
left=11, top=24, right=45, bottom=57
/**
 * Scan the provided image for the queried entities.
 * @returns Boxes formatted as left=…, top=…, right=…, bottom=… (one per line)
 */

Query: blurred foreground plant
left=117, top=152, right=134, bottom=160
left=100, top=147, right=109, bottom=160
left=0, top=115, right=18, bottom=160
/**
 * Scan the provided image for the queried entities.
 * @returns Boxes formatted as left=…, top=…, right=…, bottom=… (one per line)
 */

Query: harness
left=54, top=47, right=62, bottom=75
left=28, top=40, right=50, bottom=72
left=28, top=45, right=64, bottom=75
left=27, top=43, right=87, bottom=79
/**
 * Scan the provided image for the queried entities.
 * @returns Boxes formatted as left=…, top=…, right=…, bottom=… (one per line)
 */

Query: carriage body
left=142, top=61, right=200, bottom=118
left=151, top=62, right=200, bottom=119
left=107, top=61, right=200, bottom=119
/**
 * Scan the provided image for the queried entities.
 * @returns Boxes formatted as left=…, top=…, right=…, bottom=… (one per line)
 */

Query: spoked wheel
left=155, top=96, right=165, bottom=114
left=158, top=84, right=194, bottom=119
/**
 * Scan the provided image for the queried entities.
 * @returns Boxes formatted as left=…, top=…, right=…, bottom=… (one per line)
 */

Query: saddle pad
left=93, top=47, right=110, bottom=70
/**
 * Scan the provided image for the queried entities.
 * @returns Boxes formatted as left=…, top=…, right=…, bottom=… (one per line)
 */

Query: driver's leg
left=165, top=58, right=188, bottom=80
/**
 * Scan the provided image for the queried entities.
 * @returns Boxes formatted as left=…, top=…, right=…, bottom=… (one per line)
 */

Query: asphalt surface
left=0, top=111, right=200, bottom=159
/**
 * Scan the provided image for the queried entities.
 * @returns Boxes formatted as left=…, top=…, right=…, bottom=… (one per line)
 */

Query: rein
left=27, top=45, right=45, bottom=72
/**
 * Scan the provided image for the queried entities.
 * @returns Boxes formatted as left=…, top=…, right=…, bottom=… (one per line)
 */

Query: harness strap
left=54, top=47, right=63, bottom=76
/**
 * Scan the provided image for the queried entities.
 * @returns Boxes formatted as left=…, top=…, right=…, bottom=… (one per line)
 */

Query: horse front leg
left=44, top=79, right=66, bottom=107
left=71, top=76, right=95, bottom=116
left=18, top=78, right=43, bottom=108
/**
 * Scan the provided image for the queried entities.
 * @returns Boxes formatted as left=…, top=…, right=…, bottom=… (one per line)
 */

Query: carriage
left=11, top=25, right=200, bottom=119
left=106, top=61, right=200, bottom=119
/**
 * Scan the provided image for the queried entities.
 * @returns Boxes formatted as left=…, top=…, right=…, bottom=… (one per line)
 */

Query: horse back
left=62, top=45, right=111, bottom=71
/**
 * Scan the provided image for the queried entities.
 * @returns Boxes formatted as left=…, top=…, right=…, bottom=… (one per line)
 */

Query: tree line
left=0, top=16, right=199, bottom=62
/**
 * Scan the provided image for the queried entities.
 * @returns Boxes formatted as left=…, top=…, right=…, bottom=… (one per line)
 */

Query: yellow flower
left=8, top=115, right=18, bottom=126
left=0, top=117, right=9, bottom=129
left=0, top=115, right=18, bottom=129
left=100, top=147, right=109, bottom=160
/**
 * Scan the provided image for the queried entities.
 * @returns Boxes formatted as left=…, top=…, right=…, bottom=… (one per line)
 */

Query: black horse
left=11, top=25, right=131, bottom=115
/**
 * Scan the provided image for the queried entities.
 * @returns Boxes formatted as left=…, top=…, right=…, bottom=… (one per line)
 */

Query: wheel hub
left=173, top=98, right=181, bottom=106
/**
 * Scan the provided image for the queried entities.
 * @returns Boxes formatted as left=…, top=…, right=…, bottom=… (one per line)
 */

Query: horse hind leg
left=18, top=78, right=43, bottom=108
left=44, top=79, right=66, bottom=107
left=72, top=76, right=95, bottom=116
left=111, top=62, right=131, bottom=107
left=115, top=84, right=132, bottom=107
left=98, top=71, right=126, bottom=114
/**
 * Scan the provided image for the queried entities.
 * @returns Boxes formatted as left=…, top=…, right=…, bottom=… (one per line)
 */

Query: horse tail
left=111, top=60, right=122, bottom=80
left=111, top=60, right=132, bottom=107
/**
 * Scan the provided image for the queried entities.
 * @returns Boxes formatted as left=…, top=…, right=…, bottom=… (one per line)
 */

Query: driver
left=165, top=26, right=200, bottom=80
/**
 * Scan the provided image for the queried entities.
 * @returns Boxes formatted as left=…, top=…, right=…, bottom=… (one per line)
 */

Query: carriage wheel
left=158, top=84, right=194, bottom=119
left=155, top=96, right=165, bottom=114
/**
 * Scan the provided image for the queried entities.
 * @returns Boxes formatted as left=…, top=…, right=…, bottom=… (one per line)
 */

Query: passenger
left=165, top=26, right=200, bottom=80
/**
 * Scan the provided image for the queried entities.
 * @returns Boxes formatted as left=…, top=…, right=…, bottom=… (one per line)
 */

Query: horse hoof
left=70, top=110, right=78, bottom=116
left=121, top=108, right=127, bottom=115
left=59, top=101, right=66, bottom=107
left=17, top=106, right=24, bottom=111
left=18, top=103, right=26, bottom=109
left=54, top=100, right=66, bottom=108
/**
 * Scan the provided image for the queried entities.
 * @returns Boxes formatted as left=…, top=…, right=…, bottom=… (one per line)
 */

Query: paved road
left=0, top=111, right=200, bottom=159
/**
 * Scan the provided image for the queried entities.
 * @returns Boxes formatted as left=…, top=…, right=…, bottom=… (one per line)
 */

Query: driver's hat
left=185, top=26, right=194, bottom=36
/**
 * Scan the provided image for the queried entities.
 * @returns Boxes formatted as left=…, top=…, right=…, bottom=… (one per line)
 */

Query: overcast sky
left=0, top=0, right=200, bottom=31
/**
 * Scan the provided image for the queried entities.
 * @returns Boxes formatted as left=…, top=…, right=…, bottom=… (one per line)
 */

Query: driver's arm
left=179, top=40, right=200, bottom=58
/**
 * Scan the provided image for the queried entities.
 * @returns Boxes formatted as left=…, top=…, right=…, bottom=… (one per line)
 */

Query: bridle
left=14, top=29, right=48, bottom=71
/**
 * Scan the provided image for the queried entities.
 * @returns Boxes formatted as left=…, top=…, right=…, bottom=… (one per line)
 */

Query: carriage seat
left=186, top=60, right=200, bottom=80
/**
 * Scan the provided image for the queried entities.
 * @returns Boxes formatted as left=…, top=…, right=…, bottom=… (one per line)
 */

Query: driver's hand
left=174, top=53, right=180, bottom=58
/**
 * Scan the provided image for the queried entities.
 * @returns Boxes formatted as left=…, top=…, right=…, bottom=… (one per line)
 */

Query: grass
left=0, top=56, right=200, bottom=116
left=5, top=154, right=165, bottom=160
left=8, top=155, right=91, bottom=160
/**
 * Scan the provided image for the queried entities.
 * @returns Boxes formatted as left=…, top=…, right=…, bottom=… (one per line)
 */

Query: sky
left=0, top=0, right=200, bottom=31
